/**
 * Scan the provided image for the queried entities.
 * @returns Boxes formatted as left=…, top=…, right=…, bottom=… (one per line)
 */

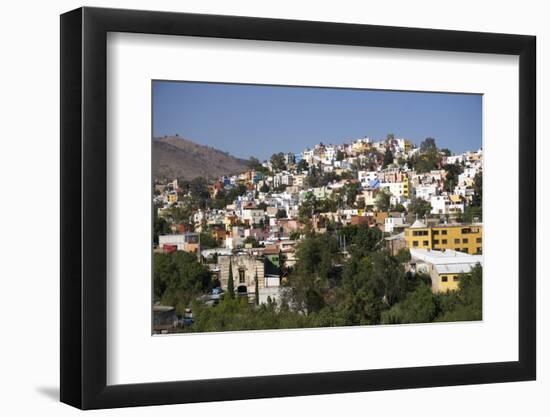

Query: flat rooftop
left=410, top=248, right=483, bottom=266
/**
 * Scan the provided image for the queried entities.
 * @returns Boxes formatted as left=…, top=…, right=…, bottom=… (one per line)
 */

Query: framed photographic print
left=60, top=6, right=536, bottom=410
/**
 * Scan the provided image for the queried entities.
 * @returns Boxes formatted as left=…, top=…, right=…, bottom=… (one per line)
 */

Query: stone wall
left=218, top=254, right=266, bottom=293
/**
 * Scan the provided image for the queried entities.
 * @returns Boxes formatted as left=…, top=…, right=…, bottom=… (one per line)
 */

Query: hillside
left=153, top=136, right=250, bottom=181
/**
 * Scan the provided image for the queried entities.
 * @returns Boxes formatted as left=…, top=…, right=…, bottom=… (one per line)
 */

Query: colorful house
left=404, top=220, right=483, bottom=255
left=410, top=248, right=482, bottom=293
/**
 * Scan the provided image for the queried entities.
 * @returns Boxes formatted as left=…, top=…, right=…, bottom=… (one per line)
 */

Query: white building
left=241, top=208, right=265, bottom=225
left=323, top=145, right=337, bottom=163
left=385, top=215, right=406, bottom=233
left=312, top=186, right=333, bottom=200
left=380, top=182, right=408, bottom=199
left=273, top=172, right=294, bottom=188
left=158, top=233, right=199, bottom=252
left=358, top=170, right=379, bottom=186
left=430, top=195, right=464, bottom=215
left=414, top=184, right=438, bottom=201
left=445, top=154, right=465, bottom=165
left=302, top=149, right=314, bottom=163
left=410, top=248, right=482, bottom=293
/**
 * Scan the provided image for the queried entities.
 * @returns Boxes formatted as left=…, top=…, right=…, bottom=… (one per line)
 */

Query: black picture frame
left=60, top=6, right=536, bottom=410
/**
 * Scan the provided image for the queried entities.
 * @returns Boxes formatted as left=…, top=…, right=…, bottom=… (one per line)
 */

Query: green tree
left=369, top=250, right=409, bottom=306
left=248, top=156, right=267, bottom=173
left=443, top=162, right=462, bottom=192
left=298, top=193, right=317, bottom=223
left=297, top=159, right=309, bottom=173
left=381, top=282, right=437, bottom=324
left=227, top=260, right=235, bottom=299
left=270, top=152, right=287, bottom=172
left=335, top=256, right=385, bottom=325
left=375, top=189, right=391, bottom=212
left=189, top=177, right=210, bottom=208
left=383, top=148, right=394, bottom=167
left=395, top=247, right=411, bottom=263
left=463, top=205, right=482, bottom=223
left=153, top=251, right=212, bottom=314
left=408, top=198, right=432, bottom=217
left=341, top=224, right=383, bottom=258
left=435, top=264, right=482, bottom=322
left=243, top=236, right=261, bottom=248
left=471, top=171, right=483, bottom=207
left=420, top=137, right=437, bottom=153
left=255, top=270, right=260, bottom=306
left=168, top=205, right=192, bottom=225
left=344, top=182, right=361, bottom=206
left=411, top=148, right=440, bottom=173
left=199, top=232, right=219, bottom=249
left=153, top=210, right=170, bottom=245
left=287, top=233, right=341, bottom=314
left=334, top=249, right=407, bottom=325
left=394, top=204, right=406, bottom=212
left=276, top=208, right=287, bottom=219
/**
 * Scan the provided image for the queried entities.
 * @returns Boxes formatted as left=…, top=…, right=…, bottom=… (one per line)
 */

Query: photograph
left=152, top=81, right=483, bottom=334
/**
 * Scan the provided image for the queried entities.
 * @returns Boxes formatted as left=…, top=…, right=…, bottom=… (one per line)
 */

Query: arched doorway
left=237, top=285, right=248, bottom=297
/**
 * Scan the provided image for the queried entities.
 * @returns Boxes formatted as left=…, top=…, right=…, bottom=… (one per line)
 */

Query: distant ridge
left=153, top=136, right=250, bottom=181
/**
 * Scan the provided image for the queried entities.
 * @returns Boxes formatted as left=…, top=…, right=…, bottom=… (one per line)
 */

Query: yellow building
left=404, top=220, right=482, bottom=255
left=410, top=248, right=482, bottom=293
left=435, top=271, right=463, bottom=292
left=403, top=178, right=410, bottom=199
left=167, top=193, right=178, bottom=204
left=352, top=140, right=370, bottom=154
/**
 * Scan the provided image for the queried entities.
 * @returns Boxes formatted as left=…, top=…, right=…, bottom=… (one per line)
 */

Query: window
left=433, top=230, right=439, bottom=235
left=238, top=269, right=245, bottom=284
left=453, top=276, right=460, bottom=282
left=434, top=239, right=439, bottom=244
left=462, top=248, right=468, bottom=253
left=414, top=230, right=428, bottom=236
left=462, top=238, right=469, bottom=243
left=413, top=241, right=419, bottom=247
left=477, top=247, right=482, bottom=254
left=442, top=230, right=447, bottom=235
left=454, top=238, right=460, bottom=244
left=441, top=276, right=448, bottom=282
left=423, top=240, right=429, bottom=246
left=476, top=237, right=482, bottom=243
left=442, top=239, right=448, bottom=244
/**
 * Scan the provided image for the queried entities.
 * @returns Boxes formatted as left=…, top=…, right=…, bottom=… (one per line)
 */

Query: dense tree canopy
left=444, top=162, right=462, bottom=193
left=270, top=152, right=287, bottom=172
left=383, top=147, right=394, bottom=167
left=420, top=137, right=437, bottom=153
left=408, top=198, right=432, bottom=218
left=375, top=189, right=391, bottom=212
left=286, top=233, right=341, bottom=314
left=154, top=251, right=212, bottom=314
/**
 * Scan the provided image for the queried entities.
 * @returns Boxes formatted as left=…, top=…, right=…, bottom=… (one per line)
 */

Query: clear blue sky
left=153, top=81, right=482, bottom=161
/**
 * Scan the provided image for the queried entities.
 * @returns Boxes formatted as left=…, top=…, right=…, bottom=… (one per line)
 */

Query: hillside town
left=153, top=134, right=483, bottom=333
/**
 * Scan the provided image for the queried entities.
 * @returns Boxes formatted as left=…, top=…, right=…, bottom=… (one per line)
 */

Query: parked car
left=210, top=287, right=224, bottom=300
